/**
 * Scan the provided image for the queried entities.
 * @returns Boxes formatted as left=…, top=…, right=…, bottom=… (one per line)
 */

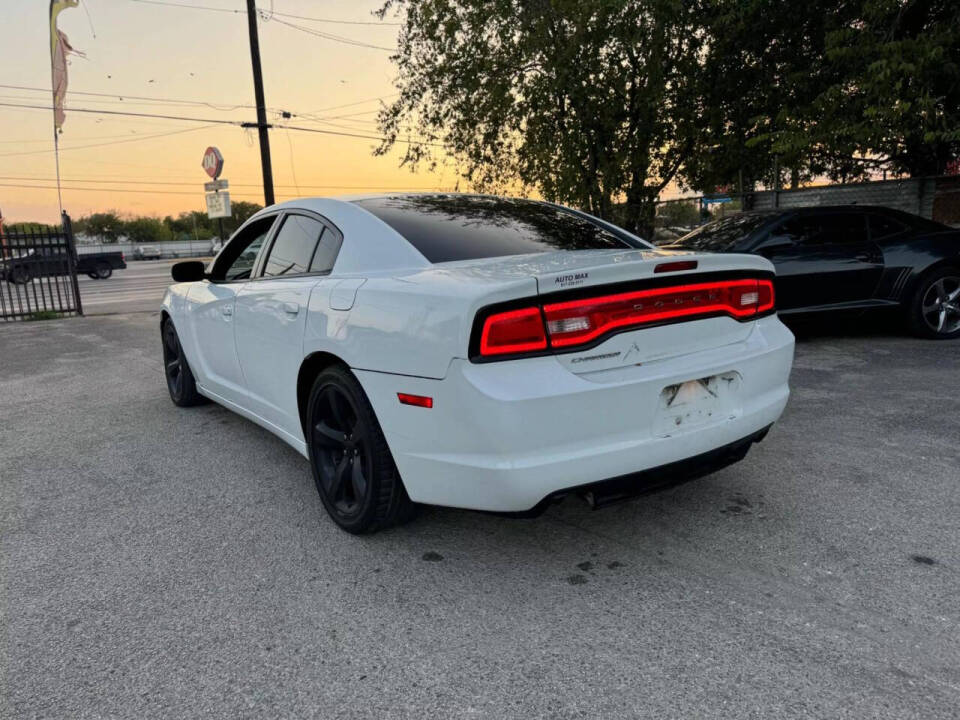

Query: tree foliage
left=377, top=0, right=704, bottom=235
left=790, top=0, right=960, bottom=178
left=69, top=202, right=262, bottom=243
left=378, top=0, right=960, bottom=225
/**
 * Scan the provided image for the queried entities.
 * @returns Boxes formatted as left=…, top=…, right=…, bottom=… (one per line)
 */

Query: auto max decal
left=554, top=272, right=589, bottom=288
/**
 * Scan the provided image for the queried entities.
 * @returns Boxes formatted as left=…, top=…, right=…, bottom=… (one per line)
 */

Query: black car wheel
left=9, top=266, right=30, bottom=284
left=910, top=266, right=960, bottom=339
left=307, top=366, right=415, bottom=534
left=95, top=262, right=113, bottom=279
left=162, top=319, right=207, bottom=406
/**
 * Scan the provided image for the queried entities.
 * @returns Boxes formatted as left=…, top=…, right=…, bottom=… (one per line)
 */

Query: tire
left=306, top=366, right=415, bottom=534
left=9, top=266, right=30, bottom=285
left=908, top=266, right=960, bottom=339
left=161, top=319, right=207, bottom=407
left=87, top=272, right=99, bottom=280
left=95, top=262, right=113, bottom=279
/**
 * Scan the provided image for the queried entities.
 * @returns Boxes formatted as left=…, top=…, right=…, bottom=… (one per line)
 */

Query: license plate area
left=654, top=372, right=742, bottom=436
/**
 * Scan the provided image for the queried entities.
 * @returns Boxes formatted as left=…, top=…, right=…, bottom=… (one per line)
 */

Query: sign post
left=202, top=147, right=230, bottom=243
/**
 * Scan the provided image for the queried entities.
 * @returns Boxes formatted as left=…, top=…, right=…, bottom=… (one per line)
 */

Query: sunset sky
left=1, top=0, right=459, bottom=224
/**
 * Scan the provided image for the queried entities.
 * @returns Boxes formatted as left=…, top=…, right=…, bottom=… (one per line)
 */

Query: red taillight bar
left=476, top=278, right=774, bottom=359
left=544, top=279, right=773, bottom=348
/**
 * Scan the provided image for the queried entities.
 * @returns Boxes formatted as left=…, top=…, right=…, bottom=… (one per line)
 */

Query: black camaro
left=660, top=205, right=960, bottom=339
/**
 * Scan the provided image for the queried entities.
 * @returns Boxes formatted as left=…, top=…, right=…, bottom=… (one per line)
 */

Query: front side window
left=672, top=213, right=775, bottom=252
left=216, top=216, right=277, bottom=281
left=262, top=215, right=324, bottom=277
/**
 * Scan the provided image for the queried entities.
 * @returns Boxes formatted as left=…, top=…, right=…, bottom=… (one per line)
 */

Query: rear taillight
left=479, top=307, right=547, bottom=356
left=474, top=277, right=775, bottom=360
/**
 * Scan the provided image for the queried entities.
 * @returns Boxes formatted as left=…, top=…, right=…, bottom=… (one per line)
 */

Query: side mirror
left=171, top=260, right=206, bottom=283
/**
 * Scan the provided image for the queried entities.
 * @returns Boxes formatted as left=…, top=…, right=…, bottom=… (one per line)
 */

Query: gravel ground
left=1, top=312, right=958, bottom=719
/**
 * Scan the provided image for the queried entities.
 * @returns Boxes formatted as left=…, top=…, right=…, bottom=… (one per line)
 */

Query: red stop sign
left=202, top=146, right=224, bottom=179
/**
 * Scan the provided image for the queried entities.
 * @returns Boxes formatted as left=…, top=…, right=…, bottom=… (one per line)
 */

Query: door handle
left=283, top=302, right=300, bottom=316
left=221, top=305, right=233, bottom=317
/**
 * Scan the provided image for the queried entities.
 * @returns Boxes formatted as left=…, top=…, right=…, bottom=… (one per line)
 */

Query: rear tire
left=95, top=262, right=113, bottom=279
left=9, top=266, right=30, bottom=284
left=306, top=366, right=415, bottom=534
left=162, top=319, right=207, bottom=407
left=908, top=266, right=960, bottom=339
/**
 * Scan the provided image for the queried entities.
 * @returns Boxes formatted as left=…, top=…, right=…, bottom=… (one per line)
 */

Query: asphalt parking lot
left=2, top=313, right=958, bottom=719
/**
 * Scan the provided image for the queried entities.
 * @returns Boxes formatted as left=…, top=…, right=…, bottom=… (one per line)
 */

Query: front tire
left=161, top=319, right=207, bottom=407
left=908, top=266, right=960, bottom=339
left=306, top=366, right=415, bottom=534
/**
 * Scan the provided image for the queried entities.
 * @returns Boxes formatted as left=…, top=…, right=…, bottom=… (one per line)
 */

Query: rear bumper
left=357, top=315, right=794, bottom=512
left=540, top=424, right=772, bottom=513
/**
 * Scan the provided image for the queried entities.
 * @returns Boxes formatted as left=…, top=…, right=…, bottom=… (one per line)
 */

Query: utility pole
left=245, top=0, right=275, bottom=206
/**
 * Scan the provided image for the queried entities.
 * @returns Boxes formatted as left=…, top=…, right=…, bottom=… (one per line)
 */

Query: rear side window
left=868, top=213, right=908, bottom=239
left=352, top=195, right=631, bottom=263
left=778, top=213, right=869, bottom=245
left=262, top=215, right=324, bottom=277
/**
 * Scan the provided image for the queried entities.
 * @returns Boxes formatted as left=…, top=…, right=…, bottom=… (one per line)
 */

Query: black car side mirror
left=171, top=261, right=206, bottom=283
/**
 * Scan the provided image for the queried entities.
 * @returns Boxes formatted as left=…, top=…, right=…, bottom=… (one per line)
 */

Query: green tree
left=376, top=0, right=704, bottom=236
left=122, top=217, right=172, bottom=244
left=78, top=211, right=124, bottom=242
left=765, top=0, right=960, bottom=178
left=685, top=0, right=853, bottom=193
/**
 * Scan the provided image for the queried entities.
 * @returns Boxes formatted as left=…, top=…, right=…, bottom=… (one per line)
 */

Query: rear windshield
left=670, top=213, right=775, bottom=252
left=352, top=195, right=633, bottom=263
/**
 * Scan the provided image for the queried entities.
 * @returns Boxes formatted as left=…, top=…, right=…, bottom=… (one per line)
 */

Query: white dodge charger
left=161, top=194, right=795, bottom=533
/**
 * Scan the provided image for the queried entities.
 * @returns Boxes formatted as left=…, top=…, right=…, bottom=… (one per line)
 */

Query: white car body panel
left=162, top=195, right=795, bottom=511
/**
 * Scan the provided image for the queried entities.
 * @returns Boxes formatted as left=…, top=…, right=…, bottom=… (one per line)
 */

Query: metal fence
left=0, top=214, right=83, bottom=322
left=76, top=240, right=215, bottom=260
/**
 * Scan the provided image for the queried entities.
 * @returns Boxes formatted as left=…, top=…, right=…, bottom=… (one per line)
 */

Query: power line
left=0, top=125, right=219, bottom=158
left=0, top=181, right=294, bottom=199
left=0, top=181, right=448, bottom=198
left=0, top=101, right=242, bottom=126
left=301, top=93, right=398, bottom=114
left=0, top=83, right=257, bottom=111
left=0, top=175, right=448, bottom=190
left=0, top=102, right=446, bottom=147
left=125, top=0, right=401, bottom=25
left=266, top=16, right=395, bottom=52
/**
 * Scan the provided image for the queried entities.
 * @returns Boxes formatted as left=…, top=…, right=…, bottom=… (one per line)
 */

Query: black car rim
left=921, top=276, right=960, bottom=335
left=163, top=324, right=184, bottom=397
left=311, top=385, right=369, bottom=517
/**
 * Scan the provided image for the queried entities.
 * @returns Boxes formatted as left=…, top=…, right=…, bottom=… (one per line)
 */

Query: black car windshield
left=353, top=195, right=635, bottom=263
left=670, top=213, right=775, bottom=252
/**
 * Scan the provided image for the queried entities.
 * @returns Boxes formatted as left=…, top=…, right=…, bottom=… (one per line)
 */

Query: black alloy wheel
left=161, top=319, right=205, bottom=406
left=312, top=385, right=370, bottom=518
left=307, top=367, right=415, bottom=534
left=910, top=267, right=960, bottom=339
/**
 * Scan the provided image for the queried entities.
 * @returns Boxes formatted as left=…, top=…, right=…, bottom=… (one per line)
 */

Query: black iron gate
left=0, top=212, right=83, bottom=321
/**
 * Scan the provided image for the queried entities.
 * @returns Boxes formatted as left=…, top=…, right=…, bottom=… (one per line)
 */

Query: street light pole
left=245, top=0, right=275, bottom=206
